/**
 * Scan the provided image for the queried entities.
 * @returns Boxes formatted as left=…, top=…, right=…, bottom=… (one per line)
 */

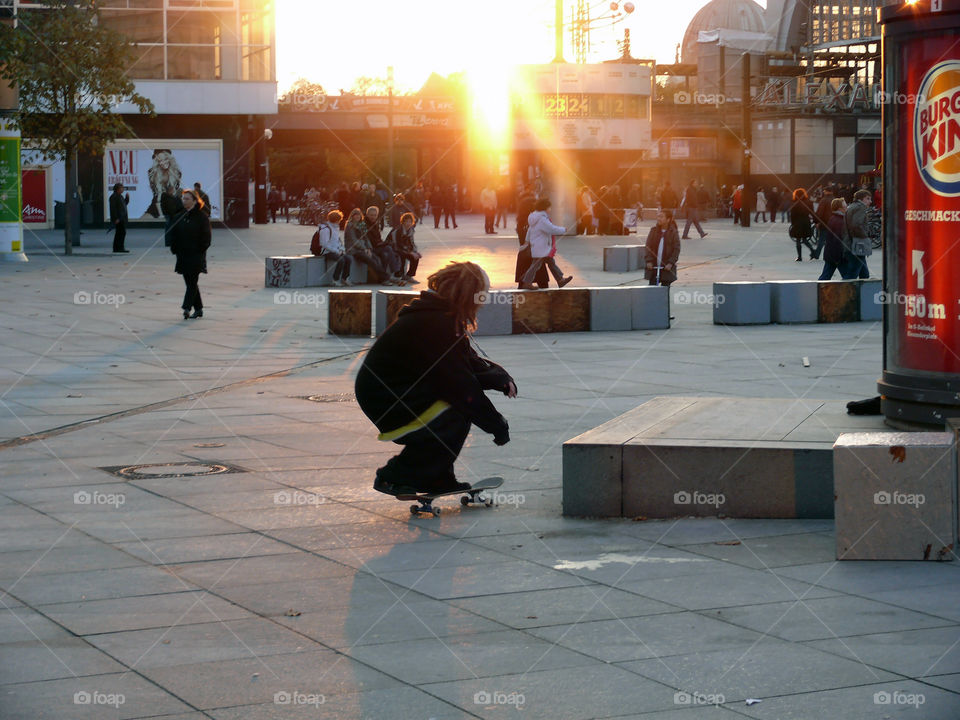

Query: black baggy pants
left=182, top=271, right=202, bottom=312
left=379, top=409, right=471, bottom=493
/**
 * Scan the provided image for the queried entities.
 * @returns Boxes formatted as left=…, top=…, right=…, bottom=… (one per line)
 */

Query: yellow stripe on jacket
left=377, top=400, right=451, bottom=442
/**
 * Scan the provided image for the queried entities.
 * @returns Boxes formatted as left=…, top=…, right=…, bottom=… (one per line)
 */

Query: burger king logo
left=915, top=60, right=960, bottom=196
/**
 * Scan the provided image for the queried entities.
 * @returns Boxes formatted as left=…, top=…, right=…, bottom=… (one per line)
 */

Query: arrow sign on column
left=912, top=249, right=925, bottom=290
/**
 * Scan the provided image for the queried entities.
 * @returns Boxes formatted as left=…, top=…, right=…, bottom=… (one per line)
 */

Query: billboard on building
left=103, top=140, right=223, bottom=221
left=511, top=63, right=654, bottom=151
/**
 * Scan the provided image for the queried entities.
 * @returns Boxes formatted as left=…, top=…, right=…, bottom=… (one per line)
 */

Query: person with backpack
left=312, top=209, right=352, bottom=286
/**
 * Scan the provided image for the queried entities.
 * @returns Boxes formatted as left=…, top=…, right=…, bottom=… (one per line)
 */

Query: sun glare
left=467, top=62, right=514, bottom=152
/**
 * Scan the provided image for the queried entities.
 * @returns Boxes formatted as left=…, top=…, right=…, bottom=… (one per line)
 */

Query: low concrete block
left=818, top=281, right=859, bottom=323
left=631, top=285, right=670, bottom=330
left=475, top=291, right=515, bottom=336
left=375, top=290, right=419, bottom=335
left=834, top=432, right=957, bottom=561
left=551, top=289, right=591, bottom=332
left=265, top=256, right=309, bottom=288
left=512, top=289, right=552, bottom=333
left=349, top=260, right=369, bottom=285
left=603, top=245, right=642, bottom=272
left=769, top=280, right=818, bottom=324
left=713, top=282, right=771, bottom=325
left=327, top=290, right=372, bottom=336
left=589, top=287, right=633, bottom=332
left=859, top=278, right=883, bottom=322
left=306, top=256, right=334, bottom=287
left=562, top=443, right=622, bottom=517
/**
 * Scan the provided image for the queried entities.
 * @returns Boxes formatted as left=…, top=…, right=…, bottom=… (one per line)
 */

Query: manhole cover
left=303, top=393, right=356, bottom=403
left=99, top=462, right=247, bottom=480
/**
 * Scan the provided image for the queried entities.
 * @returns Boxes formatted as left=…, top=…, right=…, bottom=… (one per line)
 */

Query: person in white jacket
left=318, top=210, right=353, bottom=286
left=518, top=198, right=573, bottom=289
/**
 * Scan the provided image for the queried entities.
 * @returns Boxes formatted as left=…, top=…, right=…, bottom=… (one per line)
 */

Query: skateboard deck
left=398, top=476, right=504, bottom=517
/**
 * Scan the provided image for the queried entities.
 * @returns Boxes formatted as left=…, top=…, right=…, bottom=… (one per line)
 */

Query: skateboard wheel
left=460, top=496, right=470, bottom=506
left=409, top=505, right=419, bottom=515
left=432, top=507, right=441, bottom=516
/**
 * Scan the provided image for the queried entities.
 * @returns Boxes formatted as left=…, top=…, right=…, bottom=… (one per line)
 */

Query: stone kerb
left=834, top=431, right=957, bottom=561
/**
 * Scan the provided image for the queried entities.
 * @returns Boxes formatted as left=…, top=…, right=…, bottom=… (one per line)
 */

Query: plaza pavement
left=1, top=213, right=958, bottom=719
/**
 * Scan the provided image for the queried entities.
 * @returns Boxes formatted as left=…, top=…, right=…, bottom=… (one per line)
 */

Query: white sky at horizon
left=276, top=0, right=768, bottom=95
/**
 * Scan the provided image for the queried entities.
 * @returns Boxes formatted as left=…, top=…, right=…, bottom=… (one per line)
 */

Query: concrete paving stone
left=319, top=538, right=517, bottom=574
left=208, top=686, right=470, bottom=720
left=375, top=559, right=590, bottom=600
left=0, top=543, right=146, bottom=583
left=543, top=546, right=722, bottom=586
left=422, top=664, right=679, bottom=719
left=52, top=509, right=247, bottom=543
left=274, top=597, right=506, bottom=650
left=8, top=564, right=196, bottom=606
left=714, top=594, right=954, bottom=642
left=774, top=561, right=960, bottom=595
left=211, top=503, right=377, bottom=531
left=805, top=627, right=960, bottom=677
left=0, top=524, right=103, bottom=554
left=450, top=584, right=679, bottom=629
left=0, top=606, right=75, bottom=644
left=39, top=591, right=254, bottom=636
left=622, top=637, right=900, bottom=703
left=114, top=532, right=295, bottom=565
left=138, top=650, right=401, bottom=710
left=679, top=532, right=837, bottom=569
left=619, top=564, right=838, bottom=611
left=922, top=673, right=960, bottom=693
left=0, top=672, right=195, bottom=720
left=598, top=710, right=747, bottom=720
left=0, top=637, right=125, bottom=685
left=129, top=473, right=289, bottom=498
left=869, top=584, right=960, bottom=623
left=86, top=616, right=319, bottom=670
left=734, top=680, right=960, bottom=719
left=169, top=552, right=355, bottom=589
left=211, top=573, right=435, bottom=617
left=262, top=520, right=444, bottom=552
left=619, top=518, right=836, bottom=546
left=348, top=628, right=596, bottom=685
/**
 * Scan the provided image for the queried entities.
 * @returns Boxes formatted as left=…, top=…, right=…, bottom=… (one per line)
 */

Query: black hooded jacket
left=355, top=291, right=512, bottom=437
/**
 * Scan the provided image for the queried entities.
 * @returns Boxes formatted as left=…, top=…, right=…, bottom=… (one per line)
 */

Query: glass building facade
left=808, top=0, right=880, bottom=46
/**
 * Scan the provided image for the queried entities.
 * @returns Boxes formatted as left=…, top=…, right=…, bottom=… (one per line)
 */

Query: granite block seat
left=859, top=278, right=882, bottom=321
left=265, top=255, right=310, bottom=288
left=327, top=289, right=373, bottom=336
left=712, top=282, right=771, bottom=325
left=834, top=432, right=956, bottom=561
left=769, top=280, right=819, bottom=324
left=603, top=245, right=643, bottom=272
left=562, top=397, right=887, bottom=518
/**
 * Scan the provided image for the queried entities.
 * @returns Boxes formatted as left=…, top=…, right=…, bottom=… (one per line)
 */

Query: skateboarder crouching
left=355, top=261, right=517, bottom=496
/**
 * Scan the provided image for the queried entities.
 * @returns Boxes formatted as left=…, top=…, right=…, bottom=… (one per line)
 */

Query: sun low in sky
left=275, top=0, right=741, bottom=96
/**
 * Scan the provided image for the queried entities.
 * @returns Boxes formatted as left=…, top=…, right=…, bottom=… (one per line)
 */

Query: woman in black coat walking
left=171, top=189, right=211, bottom=319
left=788, top=188, right=815, bottom=262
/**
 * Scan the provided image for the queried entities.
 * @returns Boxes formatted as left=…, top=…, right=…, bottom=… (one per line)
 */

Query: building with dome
left=681, top=0, right=768, bottom=65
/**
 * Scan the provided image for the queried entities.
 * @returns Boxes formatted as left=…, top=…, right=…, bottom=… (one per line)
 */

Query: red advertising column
left=880, top=0, right=960, bottom=428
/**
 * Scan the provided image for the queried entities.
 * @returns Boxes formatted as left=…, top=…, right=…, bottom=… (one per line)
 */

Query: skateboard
left=397, top=476, right=504, bottom=517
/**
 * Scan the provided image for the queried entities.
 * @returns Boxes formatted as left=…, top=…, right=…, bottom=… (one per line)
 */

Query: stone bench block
left=859, top=278, right=883, bottom=322
left=327, top=290, right=372, bottom=336
left=713, top=282, right=771, bottom=325
left=306, top=256, right=334, bottom=286
left=769, top=280, right=818, bottom=324
left=603, top=245, right=642, bottom=272
left=512, top=289, right=590, bottom=334
left=834, top=432, right=957, bottom=561
left=589, top=287, right=633, bottom=332
left=265, top=256, right=309, bottom=288
left=475, top=291, right=516, bottom=336
left=631, top=285, right=670, bottom=330
left=375, top=290, right=419, bottom=335
left=818, top=281, right=859, bottom=323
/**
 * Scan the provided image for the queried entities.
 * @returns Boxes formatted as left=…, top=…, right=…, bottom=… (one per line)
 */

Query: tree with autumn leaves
left=0, top=0, right=153, bottom=254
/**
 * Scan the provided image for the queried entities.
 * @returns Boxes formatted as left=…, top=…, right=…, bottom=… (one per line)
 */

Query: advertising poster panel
left=103, top=140, right=223, bottom=221
left=0, top=123, right=22, bottom=254
left=21, top=169, right=47, bottom=224
left=894, top=36, right=960, bottom=374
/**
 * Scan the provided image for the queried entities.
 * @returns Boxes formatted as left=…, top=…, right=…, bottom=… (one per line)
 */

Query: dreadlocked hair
left=426, top=261, right=488, bottom=335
